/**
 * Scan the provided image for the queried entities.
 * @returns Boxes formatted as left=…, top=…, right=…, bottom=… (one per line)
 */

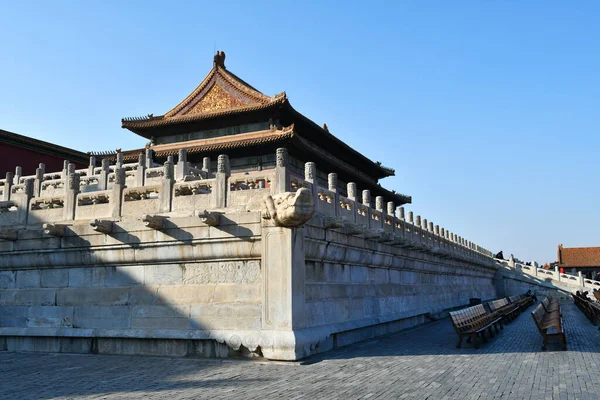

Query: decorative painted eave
left=122, top=50, right=286, bottom=131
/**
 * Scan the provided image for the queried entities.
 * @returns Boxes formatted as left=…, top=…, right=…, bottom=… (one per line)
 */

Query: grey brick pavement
left=1, top=302, right=599, bottom=400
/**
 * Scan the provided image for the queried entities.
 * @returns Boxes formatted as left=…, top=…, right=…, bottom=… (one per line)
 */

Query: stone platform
left=1, top=302, right=599, bottom=400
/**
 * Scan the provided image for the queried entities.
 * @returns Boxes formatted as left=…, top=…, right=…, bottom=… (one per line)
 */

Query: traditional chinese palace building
left=558, top=244, right=600, bottom=277
left=119, top=51, right=411, bottom=206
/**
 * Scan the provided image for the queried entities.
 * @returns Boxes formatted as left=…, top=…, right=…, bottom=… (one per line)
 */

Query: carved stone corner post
left=261, top=212, right=308, bottom=360
left=214, top=154, right=230, bottom=208
left=142, top=214, right=165, bottom=230
left=111, top=167, right=126, bottom=218
left=273, top=148, right=289, bottom=195
left=198, top=210, right=220, bottom=226
left=64, top=171, right=80, bottom=221
left=43, top=223, right=66, bottom=237
left=160, top=160, right=174, bottom=213
left=90, top=219, right=113, bottom=234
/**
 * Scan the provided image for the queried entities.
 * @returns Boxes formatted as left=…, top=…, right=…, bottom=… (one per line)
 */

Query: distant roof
left=0, top=128, right=89, bottom=163
left=558, top=245, right=600, bottom=267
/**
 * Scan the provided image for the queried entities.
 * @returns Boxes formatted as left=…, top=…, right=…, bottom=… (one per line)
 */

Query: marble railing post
left=176, top=149, right=188, bottom=181
left=387, top=202, right=395, bottom=217
left=99, top=159, right=110, bottom=190
left=88, top=156, right=96, bottom=177
left=145, top=149, right=154, bottom=169
left=160, top=161, right=174, bottom=213
left=136, top=152, right=146, bottom=187
left=555, top=266, right=561, bottom=282
left=304, top=162, right=319, bottom=209
left=116, top=153, right=124, bottom=169
left=214, top=154, right=230, bottom=208
left=375, top=196, right=384, bottom=228
left=14, top=166, right=22, bottom=185
left=34, top=164, right=45, bottom=198
left=347, top=182, right=357, bottom=201
left=407, top=211, right=413, bottom=224
left=17, top=179, right=33, bottom=224
left=3, top=172, right=13, bottom=201
left=111, top=168, right=126, bottom=218
left=202, top=157, right=211, bottom=178
left=273, top=148, right=289, bottom=194
left=362, top=190, right=372, bottom=228
left=579, top=271, right=584, bottom=287
left=398, top=206, right=405, bottom=220
left=345, top=181, right=357, bottom=222
left=61, top=160, right=69, bottom=180
left=64, top=171, right=80, bottom=221
left=328, top=173, right=339, bottom=217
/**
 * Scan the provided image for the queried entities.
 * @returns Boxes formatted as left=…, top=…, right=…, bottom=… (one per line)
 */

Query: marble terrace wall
left=0, top=148, right=497, bottom=360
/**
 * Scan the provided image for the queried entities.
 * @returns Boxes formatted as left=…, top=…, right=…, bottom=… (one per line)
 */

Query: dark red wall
left=0, top=142, right=86, bottom=177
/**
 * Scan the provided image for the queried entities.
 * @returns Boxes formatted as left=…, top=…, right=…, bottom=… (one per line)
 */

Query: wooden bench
left=450, top=304, right=503, bottom=348
left=488, top=298, right=520, bottom=322
left=573, top=293, right=600, bottom=326
left=531, top=300, right=566, bottom=351
left=541, top=297, right=560, bottom=314
left=508, top=295, right=532, bottom=311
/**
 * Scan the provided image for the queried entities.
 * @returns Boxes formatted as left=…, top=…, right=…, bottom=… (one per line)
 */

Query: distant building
left=0, top=129, right=88, bottom=177
left=557, top=244, right=600, bottom=278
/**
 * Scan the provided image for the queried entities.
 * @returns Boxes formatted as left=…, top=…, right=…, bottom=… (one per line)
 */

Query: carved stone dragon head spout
left=262, top=188, right=315, bottom=227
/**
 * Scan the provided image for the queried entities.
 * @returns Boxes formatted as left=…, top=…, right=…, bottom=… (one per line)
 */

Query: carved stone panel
left=183, top=261, right=261, bottom=284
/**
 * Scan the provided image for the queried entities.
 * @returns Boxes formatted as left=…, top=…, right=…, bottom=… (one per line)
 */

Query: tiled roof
left=558, top=245, right=600, bottom=267
left=0, top=128, right=89, bottom=162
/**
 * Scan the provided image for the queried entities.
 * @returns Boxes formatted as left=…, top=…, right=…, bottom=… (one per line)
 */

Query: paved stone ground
left=1, top=302, right=600, bottom=400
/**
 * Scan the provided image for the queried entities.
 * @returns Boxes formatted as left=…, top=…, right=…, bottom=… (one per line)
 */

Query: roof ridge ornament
left=214, top=50, right=226, bottom=69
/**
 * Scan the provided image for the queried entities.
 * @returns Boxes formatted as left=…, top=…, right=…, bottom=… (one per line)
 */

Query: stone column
left=398, top=207, right=405, bottom=220
left=136, top=152, right=146, bottom=187
left=176, top=149, right=188, bottom=181
left=3, top=172, right=13, bottom=201
left=407, top=211, right=413, bottom=224
left=111, top=168, right=126, bottom=218
left=34, top=164, right=45, bottom=198
left=214, top=154, right=230, bottom=208
left=261, top=224, right=307, bottom=360
left=273, top=148, right=289, bottom=194
left=160, top=160, right=174, bottom=213
left=64, top=172, right=80, bottom=221
left=99, top=159, right=110, bottom=191
left=362, top=190, right=371, bottom=207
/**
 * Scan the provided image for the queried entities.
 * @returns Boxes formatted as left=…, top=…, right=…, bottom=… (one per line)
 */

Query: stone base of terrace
left=0, top=149, right=497, bottom=360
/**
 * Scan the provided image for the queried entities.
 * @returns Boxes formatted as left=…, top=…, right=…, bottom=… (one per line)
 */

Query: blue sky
left=1, top=1, right=598, bottom=263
